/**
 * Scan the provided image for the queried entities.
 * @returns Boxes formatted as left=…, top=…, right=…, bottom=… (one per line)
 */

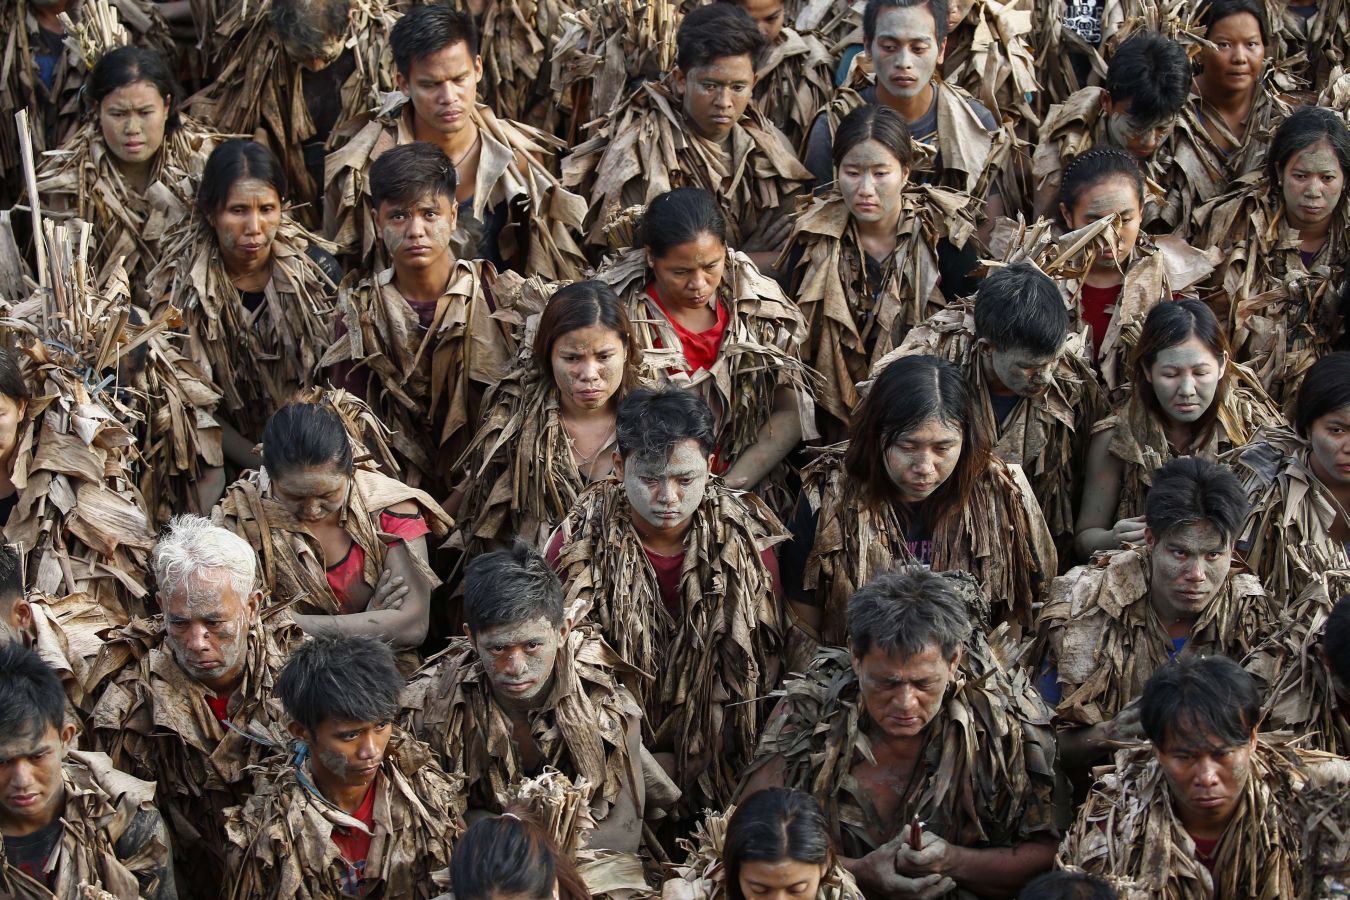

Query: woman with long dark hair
left=450, top=812, right=590, bottom=900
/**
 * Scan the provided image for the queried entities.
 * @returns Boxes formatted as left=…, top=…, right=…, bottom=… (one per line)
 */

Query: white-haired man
left=88, top=515, right=303, bottom=896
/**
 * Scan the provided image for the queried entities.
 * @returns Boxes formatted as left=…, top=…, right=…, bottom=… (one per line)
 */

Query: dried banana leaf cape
left=747, top=644, right=1069, bottom=862
left=214, top=467, right=450, bottom=617
left=477, top=0, right=576, bottom=127
left=1165, top=79, right=1293, bottom=237
left=0, top=750, right=169, bottom=900
left=84, top=605, right=303, bottom=878
left=1227, top=426, right=1350, bottom=602
left=319, top=258, right=515, bottom=492
left=754, top=27, right=836, bottom=154
left=150, top=215, right=336, bottom=442
left=942, top=0, right=1041, bottom=137
left=1035, top=546, right=1273, bottom=729
left=35, top=115, right=225, bottom=299
left=595, top=247, right=816, bottom=512
left=663, top=806, right=864, bottom=900
left=1276, top=0, right=1350, bottom=92
left=551, top=477, right=789, bottom=812
left=224, top=729, right=463, bottom=900
left=561, top=77, right=812, bottom=247
left=1030, top=0, right=1124, bottom=110
left=823, top=61, right=1020, bottom=213
left=1090, top=364, right=1283, bottom=524
left=24, top=590, right=121, bottom=718
left=187, top=0, right=400, bottom=218
left=1243, top=571, right=1350, bottom=756
left=887, top=300, right=1103, bottom=552
left=1194, top=171, right=1347, bottom=404
left=403, top=627, right=645, bottom=823
left=1060, top=741, right=1350, bottom=899
left=783, top=187, right=977, bottom=434
left=797, top=445, right=1055, bottom=644
left=324, top=93, right=587, bottom=280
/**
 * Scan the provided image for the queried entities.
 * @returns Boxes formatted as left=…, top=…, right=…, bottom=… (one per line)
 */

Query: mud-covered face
left=737, top=0, right=786, bottom=42
left=1144, top=337, right=1225, bottom=424
left=647, top=233, right=727, bottom=312
left=470, top=615, right=569, bottom=708
left=737, top=859, right=829, bottom=900
left=982, top=342, right=1059, bottom=398
left=163, top=570, right=259, bottom=695
left=208, top=178, right=283, bottom=270
left=1309, top=404, right=1350, bottom=487
left=98, top=80, right=169, bottom=167
left=883, top=418, right=963, bottom=501
left=1146, top=521, right=1233, bottom=621
left=0, top=393, right=28, bottom=464
left=1102, top=96, right=1178, bottom=160
left=269, top=465, right=351, bottom=525
left=0, top=722, right=76, bottom=832
left=1281, top=139, right=1345, bottom=233
left=676, top=55, right=756, bottom=143
left=1060, top=175, right=1144, bottom=270
left=550, top=324, right=628, bottom=413
left=853, top=642, right=957, bottom=740
left=305, top=718, right=392, bottom=794
left=398, top=41, right=482, bottom=137
left=867, top=6, right=944, bottom=102
left=375, top=190, right=458, bottom=272
left=1199, top=13, right=1265, bottom=95
left=837, top=139, right=909, bottom=226
left=1155, top=726, right=1256, bottom=836
left=618, top=439, right=711, bottom=534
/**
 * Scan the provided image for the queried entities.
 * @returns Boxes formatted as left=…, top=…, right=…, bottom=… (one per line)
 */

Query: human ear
left=13, top=599, right=32, bottom=632
left=287, top=720, right=310, bottom=743
left=673, top=66, right=687, bottom=96
left=1143, top=526, right=1155, bottom=550
left=612, top=452, right=625, bottom=478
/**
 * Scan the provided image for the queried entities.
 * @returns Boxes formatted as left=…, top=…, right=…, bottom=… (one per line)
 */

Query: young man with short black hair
left=324, top=2, right=586, bottom=279
left=1036, top=457, right=1276, bottom=777
left=1061, top=655, right=1350, bottom=895
left=404, top=542, right=676, bottom=851
left=563, top=4, right=811, bottom=267
left=0, top=643, right=178, bottom=898
left=225, top=634, right=461, bottom=899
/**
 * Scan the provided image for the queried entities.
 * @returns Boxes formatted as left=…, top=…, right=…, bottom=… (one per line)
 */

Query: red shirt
left=331, top=779, right=378, bottom=872
left=1079, top=283, right=1122, bottom=362
left=326, top=510, right=431, bottom=614
left=646, top=283, right=729, bottom=374
left=206, top=693, right=231, bottom=722
left=1189, top=833, right=1219, bottom=873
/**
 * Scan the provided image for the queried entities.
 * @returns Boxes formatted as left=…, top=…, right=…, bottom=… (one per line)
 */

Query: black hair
left=0, top=346, right=32, bottom=404
left=87, top=45, right=182, bottom=133
left=1058, top=147, right=1146, bottom=221
left=464, top=540, right=565, bottom=634
left=973, top=262, right=1069, bottom=356
left=532, top=280, right=642, bottom=396
left=845, top=354, right=991, bottom=515
left=615, top=385, right=716, bottom=463
left=0, top=545, right=23, bottom=611
left=832, top=104, right=916, bottom=171
left=638, top=187, right=728, bottom=257
left=1295, top=352, right=1350, bottom=435
left=848, top=566, right=973, bottom=662
left=390, top=3, right=480, bottom=78
left=1130, top=299, right=1231, bottom=435
left=1202, top=0, right=1269, bottom=42
left=278, top=634, right=403, bottom=736
left=261, top=402, right=355, bottom=478
left=1140, top=655, right=1260, bottom=750
left=197, top=140, right=287, bottom=224
left=450, top=813, right=589, bottom=900
left=1019, top=871, right=1119, bottom=900
left=1105, top=32, right=1192, bottom=124
left=369, top=141, right=459, bottom=210
left=1266, top=106, right=1350, bottom=194
left=1324, top=595, right=1350, bottom=686
left=0, top=642, right=66, bottom=741
left=676, top=4, right=766, bottom=73
left=863, top=0, right=950, bottom=47
left=725, top=789, right=836, bottom=900
left=1144, top=456, right=1249, bottom=544
left=271, top=0, right=351, bottom=61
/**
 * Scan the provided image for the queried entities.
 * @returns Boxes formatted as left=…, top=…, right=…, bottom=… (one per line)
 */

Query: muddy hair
left=1057, top=146, right=1145, bottom=225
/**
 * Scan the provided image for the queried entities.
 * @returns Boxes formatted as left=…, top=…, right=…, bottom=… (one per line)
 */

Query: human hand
left=1112, top=516, right=1147, bottom=546
left=895, top=830, right=956, bottom=879
left=855, top=836, right=956, bottom=899
left=370, top=568, right=410, bottom=611
left=1102, top=701, right=1144, bottom=746
left=742, top=213, right=794, bottom=253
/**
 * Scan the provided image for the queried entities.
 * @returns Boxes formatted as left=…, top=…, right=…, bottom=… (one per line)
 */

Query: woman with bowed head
left=593, top=187, right=815, bottom=512
left=451, top=280, right=645, bottom=553
left=150, top=140, right=340, bottom=472
left=448, top=812, right=590, bottom=900
left=782, top=354, right=1055, bottom=644
left=1075, top=299, right=1282, bottom=558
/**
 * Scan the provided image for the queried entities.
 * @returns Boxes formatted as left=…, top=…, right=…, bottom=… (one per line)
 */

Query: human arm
left=975, top=191, right=1006, bottom=252
left=219, top=418, right=262, bottom=471
left=723, top=386, right=804, bottom=490
left=895, top=832, right=1057, bottom=899
left=1073, top=427, right=1138, bottom=559
left=841, top=834, right=954, bottom=899
left=1056, top=702, right=1144, bottom=776
left=585, top=716, right=646, bottom=853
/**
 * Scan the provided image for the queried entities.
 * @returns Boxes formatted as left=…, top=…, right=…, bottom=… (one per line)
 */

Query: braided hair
left=1057, top=147, right=1146, bottom=226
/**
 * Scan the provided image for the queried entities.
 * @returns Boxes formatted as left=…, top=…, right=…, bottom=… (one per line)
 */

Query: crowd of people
left=1, top=0, right=1349, bottom=895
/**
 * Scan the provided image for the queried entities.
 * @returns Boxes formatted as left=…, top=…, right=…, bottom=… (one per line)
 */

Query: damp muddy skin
left=737, top=858, right=828, bottom=900
left=1154, top=728, right=1256, bottom=838
left=983, top=345, right=1058, bottom=398
left=868, top=6, right=942, bottom=105
left=882, top=418, right=963, bottom=502
left=1144, top=338, right=1225, bottom=425
left=620, top=440, right=711, bottom=534
left=376, top=190, right=458, bottom=270
left=647, top=233, right=727, bottom=331
left=1062, top=176, right=1143, bottom=272
left=163, top=570, right=256, bottom=694
left=98, top=80, right=169, bottom=169
left=1281, top=140, right=1345, bottom=233
left=307, top=718, right=392, bottom=794
left=209, top=178, right=283, bottom=271
left=399, top=41, right=482, bottom=138
left=838, top=139, right=909, bottom=229
left=1197, top=13, right=1265, bottom=99
left=852, top=642, right=958, bottom=740
left=0, top=723, right=75, bottom=834
left=676, top=55, right=755, bottom=144
left=471, top=615, right=567, bottom=708
left=550, top=325, right=627, bottom=413
left=1146, top=520, right=1234, bottom=622
left=1309, top=405, right=1350, bottom=487
left=269, top=466, right=351, bottom=525
left=1102, top=99, right=1176, bottom=160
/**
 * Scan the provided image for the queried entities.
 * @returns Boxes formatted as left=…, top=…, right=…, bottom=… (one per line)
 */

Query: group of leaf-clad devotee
left=2, top=0, right=1350, bottom=894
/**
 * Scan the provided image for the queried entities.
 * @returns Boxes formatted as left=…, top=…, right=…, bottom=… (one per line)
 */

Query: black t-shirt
left=988, top=388, right=1022, bottom=427
left=4, top=817, right=64, bottom=888
left=240, top=243, right=344, bottom=313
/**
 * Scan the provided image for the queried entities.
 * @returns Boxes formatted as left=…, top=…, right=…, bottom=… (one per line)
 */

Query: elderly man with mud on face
left=87, top=515, right=303, bottom=897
